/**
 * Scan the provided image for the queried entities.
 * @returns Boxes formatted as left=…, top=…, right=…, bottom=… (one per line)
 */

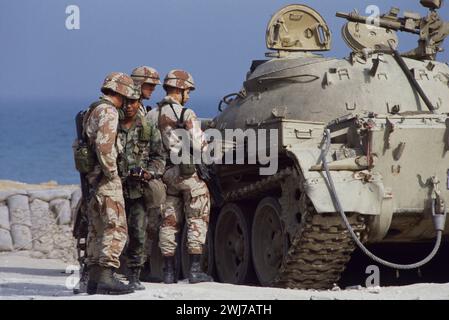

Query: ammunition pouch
left=142, top=179, right=167, bottom=209
left=179, top=163, right=196, bottom=177
left=73, top=140, right=96, bottom=174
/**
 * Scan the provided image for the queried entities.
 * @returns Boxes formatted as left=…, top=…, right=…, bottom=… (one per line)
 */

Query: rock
left=50, top=199, right=72, bottom=225
left=28, top=189, right=72, bottom=202
left=30, top=251, right=45, bottom=259
left=29, top=199, right=54, bottom=253
left=70, top=188, right=82, bottom=220
left=47, top=249, right=65, bottom=260
left=0, top=190, right=27, bottom=202
left=10, top=224, right=32, bottom=250
left=368, top=286, right=381, bottom=294
left=331, top=284, right=341, bottom=291
left=7, top=195, right=32, bottom=227
left=0, top=205, right=10, bottom=231
left=310, top=296, right=335, bottom=300
left=0, top=204, right=13, bottom=251
left=346, top=285, right=363, bottom=290
left=0, top=228, right=13, bottom=251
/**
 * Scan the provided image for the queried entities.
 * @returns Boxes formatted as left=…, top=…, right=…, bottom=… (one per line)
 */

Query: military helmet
left=131, top=66, right=161, bottom=86
left=129, top=83, right=141, bottom=100
left=163, top=69, right=195, bottom=91
left=101, top=72, right=136, bottom=99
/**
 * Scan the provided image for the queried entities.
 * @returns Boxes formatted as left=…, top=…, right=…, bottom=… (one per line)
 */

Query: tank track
left=223, top=166, right=367, bottom=290
left=224, top=167, right=293, bottom=202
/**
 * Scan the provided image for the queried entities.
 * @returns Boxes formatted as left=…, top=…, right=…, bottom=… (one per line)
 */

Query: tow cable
left=320, top=129, right=446, bottom=270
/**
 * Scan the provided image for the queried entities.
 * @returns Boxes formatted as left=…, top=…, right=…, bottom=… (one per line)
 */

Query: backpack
left=73, top=99, right=115, bottom=173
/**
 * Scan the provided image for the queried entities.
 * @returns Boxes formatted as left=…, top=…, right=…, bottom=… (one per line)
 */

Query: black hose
left=390, top=48, right=436, bottom=113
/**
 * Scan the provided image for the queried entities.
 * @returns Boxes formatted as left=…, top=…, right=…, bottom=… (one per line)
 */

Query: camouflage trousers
left=123, top=179, right=165, bottom=267
left=159, top=165, right=210, bottom=256
left=142, top=179, right=166, bottom=258
left=86, top=186, right=128, bottom=269
left=124, top=197, right=147, bottom=268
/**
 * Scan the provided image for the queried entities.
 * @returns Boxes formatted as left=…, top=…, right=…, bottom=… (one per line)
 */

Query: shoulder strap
left=180, top=108, right=188, bottom=125
left=168, top=103, right=188, bottom=129
left=82, top=99, right=116, bottom=140
left=156, top=102, right=188, bottom=131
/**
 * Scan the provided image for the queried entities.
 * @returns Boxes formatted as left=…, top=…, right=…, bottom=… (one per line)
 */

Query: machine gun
left=196, top=163, right=224, bottom=208
left=72, top=110, right=90, bottom=294
left=336, top=0, right=449, bottom=60
left=73, top=110, right=90, bottom=241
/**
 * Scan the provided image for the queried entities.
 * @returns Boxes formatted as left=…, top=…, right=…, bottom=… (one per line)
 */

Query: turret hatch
left=266, top=4, right=332, bottom=52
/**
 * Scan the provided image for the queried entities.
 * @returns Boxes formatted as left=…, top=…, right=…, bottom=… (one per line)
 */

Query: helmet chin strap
left=181, top=90, right=185, bottom=106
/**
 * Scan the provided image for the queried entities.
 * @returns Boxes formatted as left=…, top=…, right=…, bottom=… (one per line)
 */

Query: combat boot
left=140, top=261, right=162, bottom=283
left=188, top=254, right=213, bottom=284
left=86, top=265, right=100, bottom=295
left=96, top=266, right=135, bottom=295
left=163, top=256, right=176, bottom=284
left=128, top=267, right=145, bottom=290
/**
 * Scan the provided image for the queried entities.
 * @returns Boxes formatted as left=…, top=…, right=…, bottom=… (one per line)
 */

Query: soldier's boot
left=128, top=267, right=146, bottom=291
left=96, top=267, right=135, bottom=295
left=163, top=256, right=176, bottom=284
left=140, top=261, right=162, bottom=283
left=188, top=254, right=213, bottom=284
left=86, top=265, right=100, bottom=295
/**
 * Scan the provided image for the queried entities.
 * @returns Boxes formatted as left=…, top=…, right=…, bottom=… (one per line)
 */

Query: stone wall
left=0, top=186, right=81, bottom=263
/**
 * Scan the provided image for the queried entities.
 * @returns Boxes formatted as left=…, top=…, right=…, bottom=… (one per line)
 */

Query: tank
left=207, top=2, right=449, bottom=289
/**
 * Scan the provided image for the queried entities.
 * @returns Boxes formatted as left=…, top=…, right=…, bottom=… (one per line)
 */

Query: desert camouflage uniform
left=84, top=95, right=127, bottom=269
left=147, top=95, right=210, bottom=257
left=117, top=115, right=166, bottom=268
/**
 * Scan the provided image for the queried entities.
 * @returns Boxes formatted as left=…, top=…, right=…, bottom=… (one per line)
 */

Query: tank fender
left=286, top=146, right=387, bottom=216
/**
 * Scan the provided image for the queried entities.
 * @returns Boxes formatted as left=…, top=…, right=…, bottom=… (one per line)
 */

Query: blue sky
left=0, top=0, right=448, bottom=104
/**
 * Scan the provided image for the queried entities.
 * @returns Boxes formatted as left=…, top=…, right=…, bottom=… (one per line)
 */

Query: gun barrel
left=336, top=12, right=419, bottom=35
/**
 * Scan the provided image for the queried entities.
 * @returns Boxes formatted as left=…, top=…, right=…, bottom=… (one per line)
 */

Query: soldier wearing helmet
left=131, top=66, right=161, bottom=116
left=82, top=72, right=137, bottom=295
left=130, top=66, right=166, bottom=284
left=146, top=69, right=213, bottom=284
left=116, top=81, right=166, bottom=290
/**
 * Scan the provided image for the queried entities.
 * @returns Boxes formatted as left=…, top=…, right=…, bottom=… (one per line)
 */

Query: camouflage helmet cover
left=101, top=72, right=136, bottom=99
left=131, top=66, right=161, bottom=86
left=163, top=69, right=195, bottom=91
left=129, top=83, right=141, bottom=100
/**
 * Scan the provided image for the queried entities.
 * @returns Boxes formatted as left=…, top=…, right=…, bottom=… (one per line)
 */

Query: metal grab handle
left=218, top=92, right=245, bottom=112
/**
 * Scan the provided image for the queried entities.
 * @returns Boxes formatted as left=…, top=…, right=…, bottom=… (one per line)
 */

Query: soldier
left=83, top=72, right=136, bottom=295
left=131, top=66, right=161, bottom=116
left=130, top=66, right=164, bottom=282
left=146, top=70, right=213, bottom=284
left=117, top=86, right=166, bottom=290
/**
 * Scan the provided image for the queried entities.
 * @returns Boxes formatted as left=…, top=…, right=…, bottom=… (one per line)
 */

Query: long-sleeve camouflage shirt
left=84, top=95, right=123, bottom=198
left=146, top=96, right=207, bottom=165
left=117, top=114, right=165, bottom=199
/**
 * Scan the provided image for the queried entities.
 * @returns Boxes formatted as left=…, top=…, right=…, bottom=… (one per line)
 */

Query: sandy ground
left=1, top=251, right=449, bottom=300
left=0, top=180, right=78, bottom=191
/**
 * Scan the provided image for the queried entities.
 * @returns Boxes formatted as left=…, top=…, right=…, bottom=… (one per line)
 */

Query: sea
left=0, top=97, right=219, bottom=185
